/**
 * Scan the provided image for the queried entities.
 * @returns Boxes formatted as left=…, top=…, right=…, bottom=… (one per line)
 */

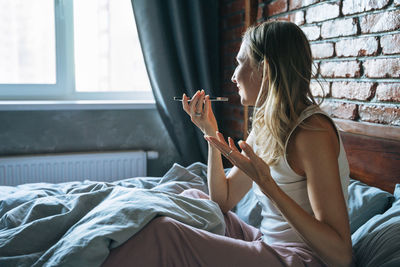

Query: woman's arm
left=182, top=90, right=252, bottom=212
left=271, top=116, right=352, bottom=266
left=206, top=138, right=253, bottom=213
left=205, top=118, right=352, bottom=266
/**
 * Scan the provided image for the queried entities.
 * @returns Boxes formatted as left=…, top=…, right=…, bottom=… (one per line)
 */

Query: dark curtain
left=130, top=0, right=220, bottom=165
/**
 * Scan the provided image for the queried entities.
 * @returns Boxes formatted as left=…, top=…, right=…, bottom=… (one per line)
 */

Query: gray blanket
left=0, top=163, right=225, bottom=267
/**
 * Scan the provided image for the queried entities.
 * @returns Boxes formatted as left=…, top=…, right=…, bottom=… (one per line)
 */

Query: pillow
left=233, top=179, right=395, bottom=231
left=227, top=165, right=262, bottom=228
left=232, top=188, right=262, bottom=228
left=351, top=184, right=400, bottom=267
left=348, top=179, right=394, bottom=234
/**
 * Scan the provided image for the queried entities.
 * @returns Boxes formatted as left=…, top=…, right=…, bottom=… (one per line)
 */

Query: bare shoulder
left=294, top=113, right=339, bottom=149
left=288, top=113, right=340, bottom=175
left=302, top=113, right=336, bottom=132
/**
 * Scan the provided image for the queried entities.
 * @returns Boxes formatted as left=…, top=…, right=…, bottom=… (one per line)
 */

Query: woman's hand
left=204, top=132, right=277, bottom=196
left=182, top=90, right=218, bottom=136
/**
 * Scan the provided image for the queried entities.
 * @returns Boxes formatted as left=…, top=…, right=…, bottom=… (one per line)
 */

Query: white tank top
left=252, top=105, right=350, bottom=244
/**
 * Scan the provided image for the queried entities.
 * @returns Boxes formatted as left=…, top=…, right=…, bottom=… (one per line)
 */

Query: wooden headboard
left=339, top=130, right=400, bottom=194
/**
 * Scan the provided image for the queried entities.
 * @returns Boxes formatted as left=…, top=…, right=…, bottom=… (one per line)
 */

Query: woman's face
left=231, top=42, right=263, bottom=106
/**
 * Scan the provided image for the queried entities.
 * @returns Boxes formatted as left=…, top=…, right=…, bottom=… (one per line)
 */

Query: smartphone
left=173, top=97, right=228, bottom=102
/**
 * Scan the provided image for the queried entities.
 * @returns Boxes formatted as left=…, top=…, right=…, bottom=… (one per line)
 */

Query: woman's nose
left=231, top=72, right=237, bottom=84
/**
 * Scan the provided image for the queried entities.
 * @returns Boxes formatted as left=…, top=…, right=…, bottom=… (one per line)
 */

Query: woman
left=104, top=21, right=353, bottom=267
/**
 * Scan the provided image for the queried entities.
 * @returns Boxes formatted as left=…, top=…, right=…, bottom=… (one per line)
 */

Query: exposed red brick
left=221, top=26, right=246, bottom=42
left=222, top=68, right=235, bottom=82
left=267, top=0, right=288, bottom=16
left=257, top=5, right=267, bottom=20
left=381, top=34, right=400, bottom=55
left=289, top=0, right=302, bottom=10
left=320, top=61, right=361, bottom=78
left=312, top=62, right=319, bottom=77
left=270, top=14, right=290, bottom=22
left=223, top=53, right=237, bottom=67
left=360, top=9, right=400, bottom=34
left=289, top=10, right=305, bottom=25
left=228, top=94, right=242, bottom=105
left=342, top=0, right=390, bottom=15
left=305, top=2, right=340, bottom=23
left=224, top=131, right=244, bottom=142
left=220, top=0, right=400, bottom=138
left=224, top=0, right=246, bottom=15
left=225, top=118, right=244, bottom=133
left=331, top=81, right=376, bottom=101
left=359, top=105, right=400, bottom=126
left=310, top=42, right=334, bottom=59
left=289, top=0, right=320, bottom=11
left=321, top=102, right=358, bottom=120
left=321, top=18, right=358, bottom=39
left=335, top=37, right=378, bottom=57
left=222, top=106, right=244, bottom=119
left=375, top=83, right=400, bottom=102
left=223, top=41, right=242, bottom=55
left=300, top=25, right=320, bottom=41
left=222, top=81, right=239, bottom=95
left=363, top=58, right=400, bottom=78
left=310, top=80, right=330, bottom=97
left=223, top=13, right=244, bottom=29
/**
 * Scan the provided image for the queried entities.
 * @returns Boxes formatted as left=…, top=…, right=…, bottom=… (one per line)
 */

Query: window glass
left=0, top=0, right=56, bottom=84
left=73, top=0, right=151, bottom=92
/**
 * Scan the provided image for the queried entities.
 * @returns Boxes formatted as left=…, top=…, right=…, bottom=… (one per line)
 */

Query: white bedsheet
left=0, top=163, right=225, bottom=267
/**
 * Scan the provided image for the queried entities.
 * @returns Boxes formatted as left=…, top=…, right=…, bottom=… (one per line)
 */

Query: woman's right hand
left=182, top=90, right=218, bottom=136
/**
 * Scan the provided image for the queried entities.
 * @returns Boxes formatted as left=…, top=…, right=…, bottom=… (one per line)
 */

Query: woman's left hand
left=204, top=132, right=276, bottom=195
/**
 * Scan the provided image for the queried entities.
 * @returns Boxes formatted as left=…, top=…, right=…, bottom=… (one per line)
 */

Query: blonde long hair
left=244, top=21, right=322, bottom=165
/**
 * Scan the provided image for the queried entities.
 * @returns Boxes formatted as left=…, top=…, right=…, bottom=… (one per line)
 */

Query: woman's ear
left=257, top=60, right=263, bottom=71
left=262, top=59, right=270, bottom=76
left=256, top=60, right=265, bottom=78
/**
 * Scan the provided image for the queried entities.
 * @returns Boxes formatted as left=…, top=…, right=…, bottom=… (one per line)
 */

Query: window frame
left=0, top=0, right=154, bottom=102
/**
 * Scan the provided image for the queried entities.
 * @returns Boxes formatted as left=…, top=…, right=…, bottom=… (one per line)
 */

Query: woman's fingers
left=204, top=94, right=210, bottom=115
left=182, top=93, right=190, bottom=114
left=188, top=91, right=200, bottom=115
left=228, top=137, right=240, bottom=152
left=210, top=133, right=240, bottom=155
left=238, top=141, right=256, bottom=158
left=215, top=131, right=226, bottom=144
left=205, top=135, right=242, bottom=162
left=188, top=90, right=207, bottom=118
left=205, top=135, right=230, bottom=154
left=205, top=135, right=257, bottom=177
left=205, top=135, right=270, bottom=183
left=226, top=138, right=240, bottom=165
left=238, top=140, right=271, bottom=178
left=182, top=90, right=210, bottom=119
left=205, top=135, right=251, bottom=161
left=196, top=90, right=205, bottom=114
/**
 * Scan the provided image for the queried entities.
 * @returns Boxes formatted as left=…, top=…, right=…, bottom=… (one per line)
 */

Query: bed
left=0, top=131, right=399, bottom=266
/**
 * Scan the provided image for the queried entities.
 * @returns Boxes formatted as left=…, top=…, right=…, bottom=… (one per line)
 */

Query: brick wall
left=219, top=0, right=400, bottom=141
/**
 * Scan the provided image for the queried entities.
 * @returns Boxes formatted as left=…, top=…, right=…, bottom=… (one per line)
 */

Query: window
left=0, top=0, right=153, bottom=101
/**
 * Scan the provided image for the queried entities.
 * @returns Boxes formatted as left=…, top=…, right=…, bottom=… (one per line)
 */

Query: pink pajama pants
left=102, top=189, right=326, bottom=267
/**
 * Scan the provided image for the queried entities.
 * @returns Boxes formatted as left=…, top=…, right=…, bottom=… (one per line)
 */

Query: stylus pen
left=173, top=97, right=229, bottom=102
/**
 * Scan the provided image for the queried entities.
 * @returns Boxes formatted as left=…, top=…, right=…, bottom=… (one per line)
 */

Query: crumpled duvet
left=0, top=163, right=225, bottom=267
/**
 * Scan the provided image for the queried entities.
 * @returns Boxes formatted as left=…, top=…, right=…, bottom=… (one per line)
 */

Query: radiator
left=0, top=151, right=149, bottom=186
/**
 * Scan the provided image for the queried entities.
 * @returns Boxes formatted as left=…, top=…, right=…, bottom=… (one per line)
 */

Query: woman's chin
left=241, top=99, right=257, bottom=107
left=240, top=97, right=251, bottom=106
left=239, top=93, right=253, bottom=106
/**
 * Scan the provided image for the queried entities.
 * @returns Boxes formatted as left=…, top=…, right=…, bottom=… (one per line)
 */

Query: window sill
left=0, top=100, right=157, bottom=111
